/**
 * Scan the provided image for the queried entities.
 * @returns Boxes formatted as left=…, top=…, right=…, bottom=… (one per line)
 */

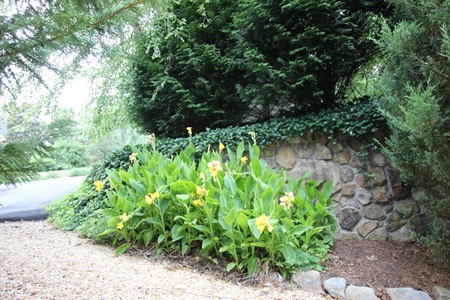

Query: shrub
left=96, top=139, right=336, bottom=276
left=69, top=167, right=91, bottom=177
left=128, top=0, right=390, bottom=137
left=378, top=0, right=450, bottom=265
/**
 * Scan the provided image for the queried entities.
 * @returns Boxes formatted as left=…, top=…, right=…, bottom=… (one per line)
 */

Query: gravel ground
left=0, top=220, right=327, bottom=300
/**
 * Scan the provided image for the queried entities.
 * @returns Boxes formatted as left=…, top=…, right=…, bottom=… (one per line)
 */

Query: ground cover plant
left=94, top=133, right=336, bottom=276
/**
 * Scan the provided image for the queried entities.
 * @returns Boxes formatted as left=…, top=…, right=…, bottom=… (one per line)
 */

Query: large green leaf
left=261, top=187, right=275, bottom=213
left=123, top=200, right=134, bottom=213
left=118, top=169, right=133, bottom=184
left=276, top=244, right=296, bottom=265
left=224, top=173, right=237, bottom=195
left=236, top=211, right=249, bottom=232
left=250, top=158, right=262, bottom=177
left=115, top=243, right=131, bottom=255
left=248, top=218, right=261, bottom=240
left=129, top=179, right=146, bottom=196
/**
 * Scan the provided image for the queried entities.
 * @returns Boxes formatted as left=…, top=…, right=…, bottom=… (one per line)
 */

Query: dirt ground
left=321, top=239, right=450, bottom=299
left=2, top=220, right=447, bottom=299
left=127, top=238, right=450, bottom=299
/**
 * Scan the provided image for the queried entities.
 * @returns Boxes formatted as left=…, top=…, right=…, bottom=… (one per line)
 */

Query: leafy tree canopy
left=128, top=0, right=391, bottom=137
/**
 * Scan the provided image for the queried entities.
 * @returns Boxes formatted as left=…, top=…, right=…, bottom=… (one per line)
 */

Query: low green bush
left=69, top=167, right=91, bottom=177
left=95, top=139, right=335, bottom=276
left=37, top=172, right=61, bottom=180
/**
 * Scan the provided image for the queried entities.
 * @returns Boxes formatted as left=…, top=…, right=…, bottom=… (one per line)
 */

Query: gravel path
left=0, top=220, right=327, bottom=300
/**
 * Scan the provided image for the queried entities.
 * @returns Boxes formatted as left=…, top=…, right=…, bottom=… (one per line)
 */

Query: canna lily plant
left=97, top=130, right=336, bottom=277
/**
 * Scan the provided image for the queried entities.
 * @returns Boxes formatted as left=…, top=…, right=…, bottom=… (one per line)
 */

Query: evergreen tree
left=128, top=0, right=390, bottom=137
left=0, top=0, right=165, bottom=96
left=378, top=0, right=450, bottom=264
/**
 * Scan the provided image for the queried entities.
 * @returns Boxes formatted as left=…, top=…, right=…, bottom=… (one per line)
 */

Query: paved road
left=0, top=176, right=86, bottom=221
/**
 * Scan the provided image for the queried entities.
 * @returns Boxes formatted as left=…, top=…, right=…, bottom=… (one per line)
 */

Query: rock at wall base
left=323, top=277, right=346, bottom=298
left=386, top=287, right=432, bottom=300
left=432, top=286, right=450, bottom=300
left=292, top=270, right=323, bottom=294
left=345, top=285, right=378, bottom=300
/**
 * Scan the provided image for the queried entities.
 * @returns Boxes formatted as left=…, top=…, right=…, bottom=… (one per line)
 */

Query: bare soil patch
left=321, top=239, right=450, bottom=299
left=126, top=238, right=450, bottom=299
left=125, top=236, right=450, bottom=299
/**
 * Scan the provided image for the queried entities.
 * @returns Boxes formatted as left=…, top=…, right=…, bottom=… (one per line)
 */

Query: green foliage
left=0, top=0, right=167, bottom=95
left=97, top=141, right=335, bottom=275
left=53, top=142, right=90, bottom=168
left=46, top=181, right=107, bottom=231
left=37, top=172, right=61, bottom=180
left=38, top=141, right=91, bottom=171
left=0, top=141, right=43, bottom=185
left=69, top=167, right=91, bottom=177
left=0, top=101, right=78, bottom=184
left=378, top=0, right=450, bottom=265
left=155, top=100, right=385, bottom=156
left=128, top=0, right=390, bottom=137
left=48, top=102, right=384, bottom=238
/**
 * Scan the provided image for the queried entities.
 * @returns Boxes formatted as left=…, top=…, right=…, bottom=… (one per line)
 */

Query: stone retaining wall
left=260, top=131, right=420, bottom=242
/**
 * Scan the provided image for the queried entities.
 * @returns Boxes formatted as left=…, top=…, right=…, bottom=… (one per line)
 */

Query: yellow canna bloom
left=219, top=142, right=225, bottom=151
left=248, top=131, right=257, bottom=145
left=129, top=152, right=137, bottom=163
left=240, top=156, right=248, bottom=165
left=147, top=133, right=156, bottom=150
left=207, top=160, right=222, bottom=177
left=187, top=127, right=192, bottom=137
left=94, top=181, right=104, bottom=191
left=200, top=172, right=206, bottom=182
left=120, top=213, right=132, bottom=222
left=147, top=133, right=155, bottom=143
left=279, top=192, right=295, bottom=210
left=146, top=192, right=159, bottom=205
left=116, top=222, right=124, bottom=230
left=145, top=195, right=154, bottom=205
left=196, top=186, right=209, bottom=197
left=193, top=199, right=203, bottom=207
left=255, top=214, right=274, bottom=233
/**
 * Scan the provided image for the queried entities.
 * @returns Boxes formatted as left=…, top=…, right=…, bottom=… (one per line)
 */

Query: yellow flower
left=129, top=152, right=137, bottom=163
left=94, top=181, right=103, bottom=191
left=147, top=133, right=156, bottom=150
left=116, top=222, right=124, bottom=230
left=279, top=192, right=294, bottom=210
left=187, top=127, right=192, bottom=137
left=120, top=213, right=132, bottom=222
left=193, top=199, right=203, bottom=207
left=207, top=160, right=222, bottom=177
left=146, top=192, right=159, bottom=205
left=196, top=186, right=209, bottom=197
left=219, top=142, right=225, bottom=151
left=145, top=195, right=154, bottom=205
left=248, top=131, right=257, bottom=145
left=240, top=156, right=248, bottom=165
left=255, top=214, right=274, bottom=233
left=200, top=172, right=206, bottom=182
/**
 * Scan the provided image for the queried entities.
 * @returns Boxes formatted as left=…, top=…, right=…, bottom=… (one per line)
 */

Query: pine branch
left=0, top=0, right=145, bottom=61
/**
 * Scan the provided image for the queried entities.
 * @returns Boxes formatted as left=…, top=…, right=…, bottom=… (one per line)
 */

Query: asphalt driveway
left=0, top=176, right=85, bottom=221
